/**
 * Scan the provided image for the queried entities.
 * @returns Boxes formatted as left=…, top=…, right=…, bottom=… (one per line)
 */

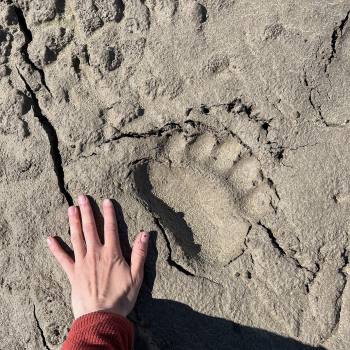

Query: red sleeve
left=62, top=311, right=134, bottom=350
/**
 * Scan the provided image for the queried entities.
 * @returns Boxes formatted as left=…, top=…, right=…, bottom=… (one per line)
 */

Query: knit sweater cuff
left=72, top=311, right=134, bottom=334
left=63, top=310, right=134, bottom=349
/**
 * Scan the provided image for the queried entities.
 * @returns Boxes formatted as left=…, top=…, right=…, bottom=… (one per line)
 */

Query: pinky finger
left=47, top=236, right=74, bottom=281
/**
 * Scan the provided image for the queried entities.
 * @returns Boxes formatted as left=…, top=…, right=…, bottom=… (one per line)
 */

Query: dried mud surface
left=1, top=0, right=350, bottom=349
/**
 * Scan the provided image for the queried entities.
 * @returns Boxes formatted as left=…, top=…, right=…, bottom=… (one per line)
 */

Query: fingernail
left=140, top=231, right=149, bottom=243
left=68, top=206, right=77, bottom=216
left=47, top=236, right=53, bottom=245
left=78, top=195, right=87, bottom=205
left=103, top=198, right=113, bottom=206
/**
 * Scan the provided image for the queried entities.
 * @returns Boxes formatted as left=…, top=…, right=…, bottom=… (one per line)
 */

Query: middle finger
left=78, top=195, right=101, bottom=250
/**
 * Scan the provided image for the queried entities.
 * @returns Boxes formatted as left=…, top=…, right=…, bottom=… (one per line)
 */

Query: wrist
left=73, top=305, right=128, bottom=319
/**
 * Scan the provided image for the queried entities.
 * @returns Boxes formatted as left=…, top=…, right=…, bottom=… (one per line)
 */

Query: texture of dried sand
left=1, top=0, right=350, bottom=349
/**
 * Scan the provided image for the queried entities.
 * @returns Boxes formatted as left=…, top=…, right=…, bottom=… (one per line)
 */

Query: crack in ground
left=17, top=68, right=73, bottom=206
left=257, top=221, right=318, bottom=277
left=332, top=249, right=349, bottom=335
left=303, top=68, right=350, bottom=127
left=308, top=87, right=322, bottom=119
left=304, top=262, right=320, bottom=294
left=303, top=70, right=330, bottom=127
left=13, top=4, right=52, bottom=95
left=325, top=9, right=350, bottom=73
left=33, top=304, right=50, bottom=350
left=153, top=216, right=195, bottom=277
left=68, top=122, right=184, bottom=164
left=321, top=249, right=349, bottom=344
left=224, top=225, right=252, bottom=267
left=257, top=221, right=286, bottom=257
left=106, top=122, right=182, bottom=143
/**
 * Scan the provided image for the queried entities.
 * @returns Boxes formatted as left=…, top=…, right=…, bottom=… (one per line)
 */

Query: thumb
left=47, top=236, right=74, bottom=282
left=130, top=231, right=149, bottom=286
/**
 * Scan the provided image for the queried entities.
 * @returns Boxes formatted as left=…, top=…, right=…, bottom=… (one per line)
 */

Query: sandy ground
left=1, top=0, right=350, bottom=349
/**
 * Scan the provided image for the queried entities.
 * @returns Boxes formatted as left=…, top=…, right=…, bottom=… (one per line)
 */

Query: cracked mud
left=1, top=0, right=350, bottom=349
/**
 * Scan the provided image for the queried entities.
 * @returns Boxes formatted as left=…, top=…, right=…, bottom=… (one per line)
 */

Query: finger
left=47, top=236, right=74, bottom=281
left=68, top=206, right=86, bottom=260
left=103, top=199, right=122, bottom=257
left=131, top=231, right=149, bottom=286
left=78, top=194, right=101, bottom=250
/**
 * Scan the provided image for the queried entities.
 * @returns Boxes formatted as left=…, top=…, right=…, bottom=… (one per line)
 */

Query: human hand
left=47, top=195, right=149, bottom=319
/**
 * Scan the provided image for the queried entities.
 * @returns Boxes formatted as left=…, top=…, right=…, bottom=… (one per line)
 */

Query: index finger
left=103, top=199, right=122, bottom=257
